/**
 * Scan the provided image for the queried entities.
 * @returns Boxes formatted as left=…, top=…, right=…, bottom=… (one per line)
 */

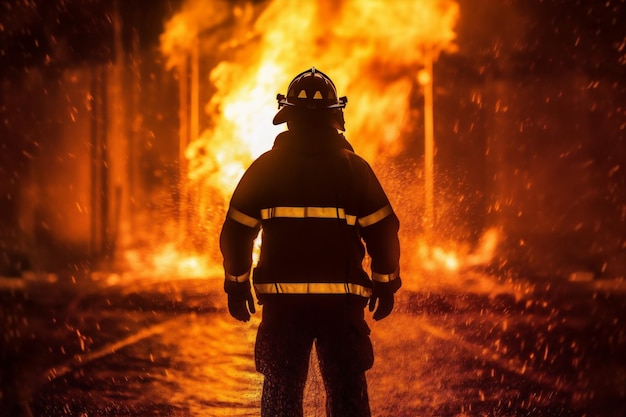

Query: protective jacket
left=220, top=126, right=401, bottom=303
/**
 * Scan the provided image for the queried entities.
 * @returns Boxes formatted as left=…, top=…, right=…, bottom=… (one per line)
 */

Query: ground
left=1, top=270, right=625, bottom=417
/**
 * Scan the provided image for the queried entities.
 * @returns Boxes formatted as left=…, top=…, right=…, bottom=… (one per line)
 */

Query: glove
left=368, top=289, right=394, bottom=321
left=368, top=278, right=401, bottom=321
left=225, top=280, right=256, bottom=322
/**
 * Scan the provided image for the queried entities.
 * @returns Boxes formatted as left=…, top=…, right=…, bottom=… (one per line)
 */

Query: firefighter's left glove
left=368, top=277, right=402, bottom=321
left=225, top=280, right=256, bottom=322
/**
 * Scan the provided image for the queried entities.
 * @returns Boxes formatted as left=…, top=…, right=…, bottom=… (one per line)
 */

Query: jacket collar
left=272, top=127, right=354, bottom=154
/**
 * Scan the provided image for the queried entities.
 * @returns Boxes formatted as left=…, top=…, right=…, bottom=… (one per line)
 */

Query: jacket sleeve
left=357, top=164, right=401, bottom=294
left=219, top=164, right=262, bottom=293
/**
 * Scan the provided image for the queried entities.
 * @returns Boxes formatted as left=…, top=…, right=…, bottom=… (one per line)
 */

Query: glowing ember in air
left=141, top=0, right=496, bottom=281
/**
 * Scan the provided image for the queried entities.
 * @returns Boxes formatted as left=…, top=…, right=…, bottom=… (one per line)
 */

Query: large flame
left=162, top=0, right=459, bottom=187
left=130, top=0, right=498, bottom=282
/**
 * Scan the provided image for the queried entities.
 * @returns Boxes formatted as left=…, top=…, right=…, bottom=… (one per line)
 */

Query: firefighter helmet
left=273, top=67, right=348, bottom=130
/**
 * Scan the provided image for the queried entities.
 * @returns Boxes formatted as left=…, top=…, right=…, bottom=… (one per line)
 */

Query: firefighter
left=220, top=67, right=401, bottom=417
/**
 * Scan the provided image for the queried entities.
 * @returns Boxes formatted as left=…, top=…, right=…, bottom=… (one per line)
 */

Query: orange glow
left=122, top=0, right=502, bottom=283
left=163, top=0, right=460, bottom=188
left=417, top=227, right=500, bottom=273
left=123, top=243, right=222, bottom=280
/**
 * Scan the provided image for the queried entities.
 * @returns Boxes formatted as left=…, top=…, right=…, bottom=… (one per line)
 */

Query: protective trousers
left=255, top=296, right=374, bottom=417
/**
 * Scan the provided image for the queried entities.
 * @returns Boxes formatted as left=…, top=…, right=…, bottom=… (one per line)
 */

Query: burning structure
left=1, top=0, right=624, bottom=284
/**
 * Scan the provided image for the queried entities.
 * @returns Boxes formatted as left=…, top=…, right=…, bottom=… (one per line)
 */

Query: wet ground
left=1, top=271, right=625, bottom=417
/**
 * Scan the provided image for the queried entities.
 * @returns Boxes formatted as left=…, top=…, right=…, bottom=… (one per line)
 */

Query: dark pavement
left=2, top=271, right=625, bottom=416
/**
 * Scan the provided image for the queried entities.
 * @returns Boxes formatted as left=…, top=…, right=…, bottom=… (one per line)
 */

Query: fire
left=162, top=0, right=460, bottom=188
left=124, top=0, right=501, bottom=282
left=417, top=227, right=500, bottom=273
left=123, top=243, right=221, bottom=280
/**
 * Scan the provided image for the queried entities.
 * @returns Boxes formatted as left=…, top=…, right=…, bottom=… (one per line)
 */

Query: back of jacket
left=220, top=126, right=400, bottom=302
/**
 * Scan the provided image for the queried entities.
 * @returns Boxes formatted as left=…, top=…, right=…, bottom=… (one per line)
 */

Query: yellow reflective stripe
left=260, top=207, right=357, bottom=225
left=225, top=271, right=251, bottom=283
left=254, top=282, right=371, bottom=297
left=372, top=269, right=400, bottom=283
left=358, top=204, right=393, bottom=227
left=228, top=208, right=260, bottom=228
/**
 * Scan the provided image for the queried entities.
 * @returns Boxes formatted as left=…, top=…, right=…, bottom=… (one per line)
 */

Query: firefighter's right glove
left=368, top=277, right=402, bottom=321
left=225, top=280, right=256, bottom=322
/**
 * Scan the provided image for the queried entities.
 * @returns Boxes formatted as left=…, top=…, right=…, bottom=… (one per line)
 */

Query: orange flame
left=132, top=0, right=501, bottom=282
left=161, top=0, right=460, bottom=188
left=417, top=227, right=500, bottom=273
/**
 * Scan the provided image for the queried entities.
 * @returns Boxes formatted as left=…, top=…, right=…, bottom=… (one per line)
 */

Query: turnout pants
left=255, top=296, right=374, bottom=417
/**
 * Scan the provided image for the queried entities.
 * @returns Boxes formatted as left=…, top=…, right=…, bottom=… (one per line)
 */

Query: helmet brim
left=272, top=106, right=292, bottom=125
left=273, top=105, right=346, bottom=131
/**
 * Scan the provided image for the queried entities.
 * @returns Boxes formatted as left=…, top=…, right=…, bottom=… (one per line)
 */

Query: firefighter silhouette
left=220, top=67, right=401, bottom=416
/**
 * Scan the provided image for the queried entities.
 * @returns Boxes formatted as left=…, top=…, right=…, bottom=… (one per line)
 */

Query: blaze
left=126, top=0, right=497, bottom=282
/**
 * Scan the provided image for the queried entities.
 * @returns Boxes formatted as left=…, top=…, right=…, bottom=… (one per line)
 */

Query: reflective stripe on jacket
left=254, top=282, right=372, bottom=297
